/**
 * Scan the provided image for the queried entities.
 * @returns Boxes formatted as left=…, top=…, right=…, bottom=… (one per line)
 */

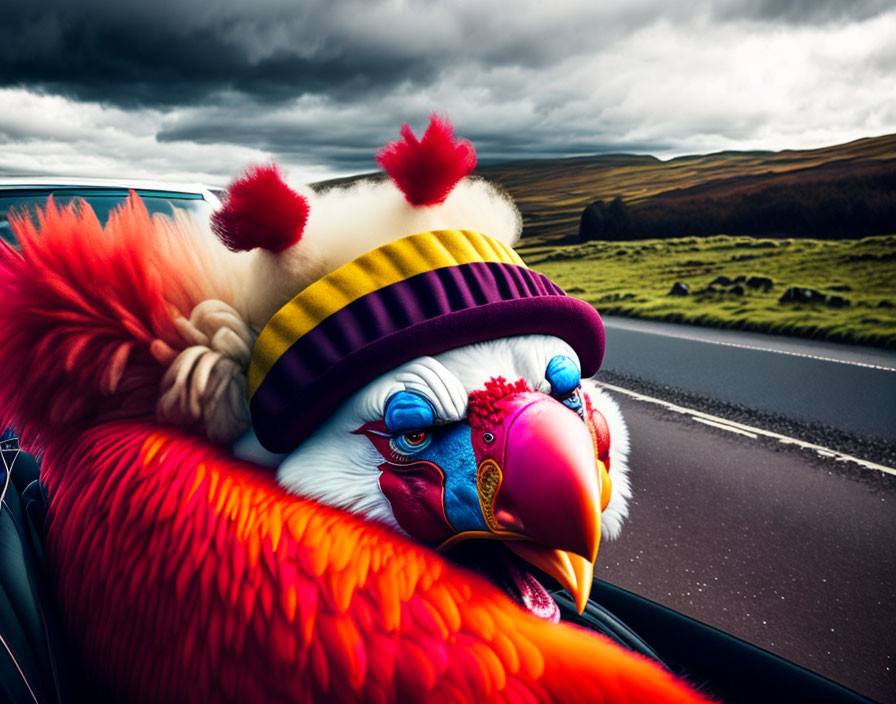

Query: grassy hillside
left=478, top=134, right=896, bottom=242
left=521, top=234, right=896, bottom=348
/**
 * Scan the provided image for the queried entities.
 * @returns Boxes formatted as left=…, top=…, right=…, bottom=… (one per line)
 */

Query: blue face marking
left=405, top=423, right=486, bottom=534
left=383, top=391, right=487, bottom=534
left=545, top=354, right=581, bottom=397
left=384, top=391, right=435, bottom=433
left=384, top=421, right=486, bottom=534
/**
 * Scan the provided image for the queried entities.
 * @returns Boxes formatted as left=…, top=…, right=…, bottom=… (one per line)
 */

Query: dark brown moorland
left=476, top=133, right=896, bottom=243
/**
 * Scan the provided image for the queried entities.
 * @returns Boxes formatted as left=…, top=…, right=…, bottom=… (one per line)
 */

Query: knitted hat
left=213, top=116, right=605, bottom=453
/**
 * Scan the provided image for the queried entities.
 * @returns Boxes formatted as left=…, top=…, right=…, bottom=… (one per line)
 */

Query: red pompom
left=376, top=114, right=477, bottom=206
left=212, top=164, right=308, bottom=253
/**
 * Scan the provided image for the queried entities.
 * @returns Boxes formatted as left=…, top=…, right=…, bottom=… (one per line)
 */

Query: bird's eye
left=390, top=430, right=432, bottom=455
left=405, top=431, right=426, bottom=446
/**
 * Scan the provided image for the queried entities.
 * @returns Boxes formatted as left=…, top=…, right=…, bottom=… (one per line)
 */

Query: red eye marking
left=404, top=431, right=427, bottom=446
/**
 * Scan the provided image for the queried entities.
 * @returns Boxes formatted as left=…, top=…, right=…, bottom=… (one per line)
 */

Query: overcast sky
left=2, top=0, right=894, bottom=186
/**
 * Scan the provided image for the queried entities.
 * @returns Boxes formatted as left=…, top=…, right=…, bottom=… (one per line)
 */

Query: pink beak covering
left=448, top=379, right=605, bottom=612
left=490, top=393, right=601, bottom=562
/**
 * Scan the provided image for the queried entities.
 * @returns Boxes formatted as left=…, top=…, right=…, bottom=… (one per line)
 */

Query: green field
left=521, top=234, right=896, bottom=348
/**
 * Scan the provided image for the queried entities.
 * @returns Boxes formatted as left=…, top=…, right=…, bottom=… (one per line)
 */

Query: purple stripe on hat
left=252, top=262, right=604, bottom=452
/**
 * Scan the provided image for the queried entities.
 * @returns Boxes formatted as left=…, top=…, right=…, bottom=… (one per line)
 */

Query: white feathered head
left=207, top=115, right=630, bottom=618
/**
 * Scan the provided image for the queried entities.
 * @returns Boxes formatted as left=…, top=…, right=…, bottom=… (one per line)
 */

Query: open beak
left=505, top=541, right=595, bottom=613
left=474, top=393, right=602, bottom=613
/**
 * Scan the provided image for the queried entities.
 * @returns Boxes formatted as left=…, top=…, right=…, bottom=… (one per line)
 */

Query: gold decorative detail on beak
left=477, top=459, right=503, bottom=531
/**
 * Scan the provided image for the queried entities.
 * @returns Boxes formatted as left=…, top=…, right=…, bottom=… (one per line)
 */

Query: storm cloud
left=0, top=0, right=636, bottom=107
left=1, top=0, right=894, bottom=183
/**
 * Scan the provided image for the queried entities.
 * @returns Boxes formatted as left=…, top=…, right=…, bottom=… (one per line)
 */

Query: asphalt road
left=599, top=316, right=896, bottom=441
left=596, top=392, right=896, bottom=703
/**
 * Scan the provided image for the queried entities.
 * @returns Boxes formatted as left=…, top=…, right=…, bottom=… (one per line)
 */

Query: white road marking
left=691, top=417, right=759, bottom=439
left=598, top=381, right=896, bottom=478
left=603, top=321, right=896, bottom=372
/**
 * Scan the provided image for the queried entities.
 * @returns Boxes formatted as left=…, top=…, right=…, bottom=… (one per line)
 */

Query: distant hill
left=476, top=133, right=896, bottom=242
left=315, top=134, right=896, bottom=242
left=619, top=156, right=895, bottom=241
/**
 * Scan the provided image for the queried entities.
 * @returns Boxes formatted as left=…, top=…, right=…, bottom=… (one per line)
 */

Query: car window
left=0, top=188, right=214, bottom=246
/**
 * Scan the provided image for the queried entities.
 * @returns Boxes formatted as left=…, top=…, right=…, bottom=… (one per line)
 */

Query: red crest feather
left=468, top=377, right=532, bottom=430
left=212, top=164, right=308, bottom=253
left=376, top=114, right=477, bottom=206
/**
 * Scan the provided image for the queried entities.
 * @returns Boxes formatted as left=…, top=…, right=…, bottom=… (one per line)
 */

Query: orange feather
left=32, top=422, right=713, bottom=703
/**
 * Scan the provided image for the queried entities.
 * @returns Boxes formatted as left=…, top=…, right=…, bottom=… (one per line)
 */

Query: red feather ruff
left=1, top=194, right=712, bottom=702
left=376, top=114, right=477, bottom=206
left=212, top=164, right=308, bottom=253
left=39, top=422, right=712, bottom=703
left=0, top=196, right=206, bottom=444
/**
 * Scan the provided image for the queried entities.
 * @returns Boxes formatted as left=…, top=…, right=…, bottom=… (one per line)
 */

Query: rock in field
left=826, top=295, right=850, bottom=308
left=668, top=282, right=690, bottom=296
left=746, top=276, right=774, bottom=291
left=779, top=286, right=826, bottom=304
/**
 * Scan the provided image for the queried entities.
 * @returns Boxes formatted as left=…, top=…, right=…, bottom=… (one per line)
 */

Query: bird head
left=222, top=115, right=630, bottom=619
left=262, top=335, right=630, bottom=620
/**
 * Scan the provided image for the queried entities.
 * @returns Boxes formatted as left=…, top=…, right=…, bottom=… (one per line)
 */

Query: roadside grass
left=520, top=234, right=896, bottom=349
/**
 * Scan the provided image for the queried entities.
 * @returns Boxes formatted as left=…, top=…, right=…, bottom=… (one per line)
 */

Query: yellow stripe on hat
left=249, top=229, right=524, bottom=398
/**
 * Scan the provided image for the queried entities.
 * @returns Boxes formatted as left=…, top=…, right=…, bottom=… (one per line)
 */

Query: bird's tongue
left=498, top=548, right=560, bottom=623
left=447, top=541, right=561, bottom=622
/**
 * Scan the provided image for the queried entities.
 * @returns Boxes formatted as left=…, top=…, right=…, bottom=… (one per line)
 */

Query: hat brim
left=251, top=262, right=604, bottom=453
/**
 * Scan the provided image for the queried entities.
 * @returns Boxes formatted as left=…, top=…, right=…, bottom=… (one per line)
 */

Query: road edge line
left=691, top=416, right=759, bottom=439
left=602, top=321, right=896, bottom=372
left=598, top=381, right=896, bottom=477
